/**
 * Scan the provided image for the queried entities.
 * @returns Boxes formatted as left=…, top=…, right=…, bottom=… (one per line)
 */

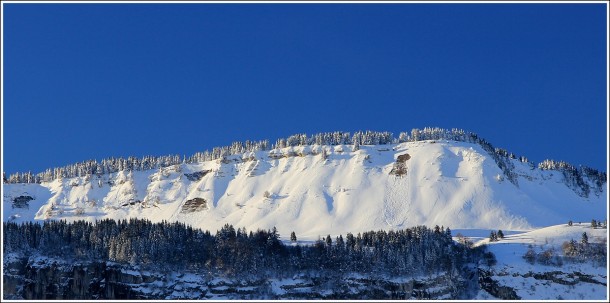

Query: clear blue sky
left=2, top=3, right=608, bottom=175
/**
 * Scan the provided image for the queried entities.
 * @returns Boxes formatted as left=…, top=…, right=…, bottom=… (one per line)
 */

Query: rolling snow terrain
left=474, top=223, right=607, bottom=300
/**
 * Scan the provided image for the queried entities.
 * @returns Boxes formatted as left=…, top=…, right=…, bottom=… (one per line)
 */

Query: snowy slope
left=3, top=140, right=607, bottom=239
left=474, top=223, right=607, bottom=300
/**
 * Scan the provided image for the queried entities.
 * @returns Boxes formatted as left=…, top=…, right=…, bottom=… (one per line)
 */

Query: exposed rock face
left=120, top=199, right=141, bottom=207
left=184, top=170, right=211, bottom=181
left=521, top=270, right=607, bottom=287
left=3, top=256, right=478, bottom=300
left=3, top=257, right=155, bottom=300
left=12, top=196, right=33, bottom=209
left=477, top=266, right=608, bottom=300
left=396, top=153, right=411, bottom=162
left=390, top=153, right=410, bottom=176
left=6, top=254, right=607, bottom=300
left=478, top=269, right=521, bottom=300
left=180, top=198, right=208, bottom=213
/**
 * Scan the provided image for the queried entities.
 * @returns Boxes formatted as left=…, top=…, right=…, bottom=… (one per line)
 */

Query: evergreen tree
left=497, top=230, right=504, bottom=239
left=336, top=234, right=345, bottom=250
left=5, top=220, right=486, bottom=282
left=445, top=227, right=452, bottom=238
left=290, top=231, right=297, bottom=242
left=581, top=232, right=589, bottom=245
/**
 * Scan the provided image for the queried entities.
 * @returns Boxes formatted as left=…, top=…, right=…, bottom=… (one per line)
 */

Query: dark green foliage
left=497, top=230, right=504, bottom=239
left=538, top=159, right=606, bottom=197
left=325, top=235, right=332, bottom=247
left=483, top=251, right=497, bottom=266
left=581, top=232, right=588, bottom=245
left=12, top=196, right=34, bottom=209
left=489, top=231, right=498, bottom=242
left=3, top=220, right=482, bottom=280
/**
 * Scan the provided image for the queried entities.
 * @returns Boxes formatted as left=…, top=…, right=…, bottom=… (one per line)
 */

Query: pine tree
left=290, top=231, right=297, bottom=242
left=336, top=235, right=345, bottom=250
left=497, top=230, right=504, bottom=239
left=445, top=227, right=452, bottom=238
left=562, top=239, right=578, bottom=257
left=489, top=231, right=497, bottom=242
left=581, top=232, right=588, bottom=245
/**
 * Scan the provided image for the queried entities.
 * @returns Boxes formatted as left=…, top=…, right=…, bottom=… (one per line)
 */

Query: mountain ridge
left=4, top=128, right=606, bottom=192
left=3, top=131, right=607, bottom=237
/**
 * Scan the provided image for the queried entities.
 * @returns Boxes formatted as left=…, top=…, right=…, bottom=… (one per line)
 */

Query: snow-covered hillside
left=474, top=223, right=607, bottom=300
left=3, top=139, right=606, bottom=239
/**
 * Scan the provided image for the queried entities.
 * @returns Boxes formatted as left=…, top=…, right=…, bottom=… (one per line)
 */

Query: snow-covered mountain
left=3, top=136, right=606, bottom=239
left=3, top=129, right=608, bottom=300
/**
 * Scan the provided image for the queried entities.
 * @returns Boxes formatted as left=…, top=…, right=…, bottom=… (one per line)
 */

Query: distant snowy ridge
left=3, top=131, right=607, bottom=237
left=4, top=127, right=606, bottom=198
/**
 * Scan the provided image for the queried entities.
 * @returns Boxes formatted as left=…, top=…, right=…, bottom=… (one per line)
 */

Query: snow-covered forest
left=4, top=219, right=480, bottom=279
left=4, top=128, right=606, bottom=197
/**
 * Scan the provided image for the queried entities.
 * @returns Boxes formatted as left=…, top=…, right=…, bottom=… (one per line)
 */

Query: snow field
left=3, top=140, right=607, bottom=241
